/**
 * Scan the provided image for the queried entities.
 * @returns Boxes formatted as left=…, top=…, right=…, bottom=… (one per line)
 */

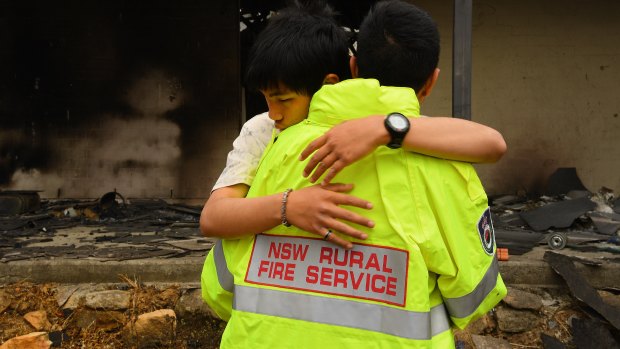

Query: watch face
left=389, top=115, right=408, bottom=131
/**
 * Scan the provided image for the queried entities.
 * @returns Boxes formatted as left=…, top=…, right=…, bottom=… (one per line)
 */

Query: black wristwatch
left=384, top=112, right=410, bottom=149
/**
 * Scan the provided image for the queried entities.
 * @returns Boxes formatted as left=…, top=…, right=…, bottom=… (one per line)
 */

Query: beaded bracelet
left=281, top=188, right=293, bottom=227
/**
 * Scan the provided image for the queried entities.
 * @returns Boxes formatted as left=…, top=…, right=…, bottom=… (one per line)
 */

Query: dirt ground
left=0, top=280, right=606, bottom=348
left=0, top=281, right=225, bottom=349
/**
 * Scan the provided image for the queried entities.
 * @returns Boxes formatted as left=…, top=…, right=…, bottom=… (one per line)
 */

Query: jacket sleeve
left=419, top=160, right=507, bottom=329
left=201, top=240, right=234, bottom=321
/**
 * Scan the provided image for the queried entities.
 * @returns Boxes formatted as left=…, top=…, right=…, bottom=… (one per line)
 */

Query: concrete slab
left=0, top=256, right=205, bottom=284
left=1, top=243, right=618, bottom=290
left=500, top=246, right=619, bottom=289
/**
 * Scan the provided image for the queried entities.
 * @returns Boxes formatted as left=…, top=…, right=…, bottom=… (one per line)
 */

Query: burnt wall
left=0, top=0, right=239, bottom=198
left=4, top=0, right=617, bottom=199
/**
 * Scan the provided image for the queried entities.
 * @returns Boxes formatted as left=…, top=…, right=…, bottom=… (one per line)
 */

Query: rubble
left=0, top=332, right=51, bottom=349
left=1, top=170, right=619, bottom=347
left=519, top=196, right=596, bottom=231
left=23, top=311, right=52, bottom=331
left=73, top=309, right=127, bottom=332
left=571, top=317, right=620, bottom=349
left=0, top=192, right=214, bottom=263
left=1, top=169, right=616, bottom=263
left=0, top=190, right=41, bottom=216
left=0, top=289, right=9, bottom=313
left=541, top=333, right=566, bottom=349
left=495, top=306, right=540, bottom=333
left=501, top=287, right=542, bottom=311
left=122, top=309, right=177, bottom=348
left=174, top=288, right=218, bottom=319
left=544, top=251, right=620, bottom=330
left=491, top=168, right=620, bottom=256
left=452, top=282, right=620, bottom=348
left=470, top=334, right=511, bottom=349
left=83, top=290, right=131, bottom=310
left=0, top=281, right=225, bottom=348
left=0, top=269, right=619, bottom=347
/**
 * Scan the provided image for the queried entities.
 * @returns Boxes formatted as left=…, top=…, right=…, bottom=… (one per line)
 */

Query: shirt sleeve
left=212, top=113, right=275, bottom=191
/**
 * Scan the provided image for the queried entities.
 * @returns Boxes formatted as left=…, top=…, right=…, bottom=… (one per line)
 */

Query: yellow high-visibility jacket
left=202, top=79, right=506, bottom=348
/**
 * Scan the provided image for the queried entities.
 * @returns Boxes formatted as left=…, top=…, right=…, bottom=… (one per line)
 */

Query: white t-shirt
left=213, top=112, right=276, bottom=191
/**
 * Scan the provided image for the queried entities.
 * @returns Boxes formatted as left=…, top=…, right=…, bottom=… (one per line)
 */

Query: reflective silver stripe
left=443, top=256, right=499, bottom=318
left=213, top=240, right=234, bottom=293
left=233, top=285, right=450, bottom=340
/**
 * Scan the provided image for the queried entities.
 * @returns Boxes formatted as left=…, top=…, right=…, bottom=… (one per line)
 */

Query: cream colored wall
left=418, top=0, right=620, bottom=195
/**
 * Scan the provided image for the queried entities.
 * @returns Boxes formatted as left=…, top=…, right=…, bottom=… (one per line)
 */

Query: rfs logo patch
left=477, top=207, right=495, bottom=255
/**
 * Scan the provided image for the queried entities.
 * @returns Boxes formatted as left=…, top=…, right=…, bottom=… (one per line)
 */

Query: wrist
left=373, top=115, right=391, bottom=147
left=384, top=112, right=410, bottom=149
left=280, top=188, right=293, bottom=227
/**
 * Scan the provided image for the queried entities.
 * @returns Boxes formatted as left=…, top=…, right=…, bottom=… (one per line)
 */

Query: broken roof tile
left=520, top=197, right=596, bottom=231
left=544, top=251, right=620, bottom=330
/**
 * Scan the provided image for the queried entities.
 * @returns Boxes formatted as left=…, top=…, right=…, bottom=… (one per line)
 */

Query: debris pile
left=3, top=278, right=613, bottom=349
left=454, top=282, right=620, bottom=348
left=0, top=280, right=225, bottom=348
left=491, top=168, right=620, bottom=256
left=482, top=168, right=620, bottom=348
left=0, top=191, right=214, bottom=263
left=1, top=168, right=619, bottom=348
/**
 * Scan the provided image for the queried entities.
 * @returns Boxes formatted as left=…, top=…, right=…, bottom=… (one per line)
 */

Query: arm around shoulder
left=300, top=115, right=507, bottom=184
left=405, top=116, right=507, bottom=163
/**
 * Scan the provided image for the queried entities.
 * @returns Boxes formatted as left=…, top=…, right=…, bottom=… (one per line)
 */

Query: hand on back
left=286, top=183, right=374, bottom=249
left=300, top=116, right=386, bottom=185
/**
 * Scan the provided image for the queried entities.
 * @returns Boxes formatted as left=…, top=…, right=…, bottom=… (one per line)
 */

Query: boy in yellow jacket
left=203, top=1, right=506, bottom=347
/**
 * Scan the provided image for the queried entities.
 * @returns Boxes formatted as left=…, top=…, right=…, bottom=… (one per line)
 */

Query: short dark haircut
left=356, top=0, right=440, bottom=92
left=245, top=0, right=351, bottom=96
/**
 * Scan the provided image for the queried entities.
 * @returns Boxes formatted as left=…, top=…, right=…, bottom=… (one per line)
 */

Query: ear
left=322, top=73, right=340, bottom=85
left=349, top=56, right=359, bottom=78
left=417, top=68, right=440, bottom=103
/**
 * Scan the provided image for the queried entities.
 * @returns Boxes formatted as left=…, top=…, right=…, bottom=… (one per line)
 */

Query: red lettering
left=284, top=263, right=295, bottom=281
left=349, top=250, right=364, bottom=268
left=255, top=240, right=405, bottom=303
left=371, top=274, right=386, bottom=293
left=268, top=242, right=280, bottom=258
left=281, top=243, right=292, bottom=259
left=350, top=271, right=364, bottom=290
left=258, top=260, right=270, bottom=277
left=365, top=253, right=380, bottom=271
left=386, top=276, right=398, bottom=296
left=259, top=261, right=298, bottom=281
left=292, top=244, right=309, bottom=261
left=381, top=255, right=392, bottom=273
left=303, top=266, right=399, bottom=298
left=319, top=247, right=333, bottom=264
left=320, top=267, right=333, bottom=286
left=333, top=249, right=348, bottom=266
left=268, top=242, right=308, bottom=261
left=272, top=262, right=285, bottom=279
left=306, top=265, right=319, bottom=284
left=333, top=269, right=348, bottom=288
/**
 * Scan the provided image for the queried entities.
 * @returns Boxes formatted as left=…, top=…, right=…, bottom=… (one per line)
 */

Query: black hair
left=245, top=0, right=351, bottom=96
left=356, top=0, right=440, bottom=92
